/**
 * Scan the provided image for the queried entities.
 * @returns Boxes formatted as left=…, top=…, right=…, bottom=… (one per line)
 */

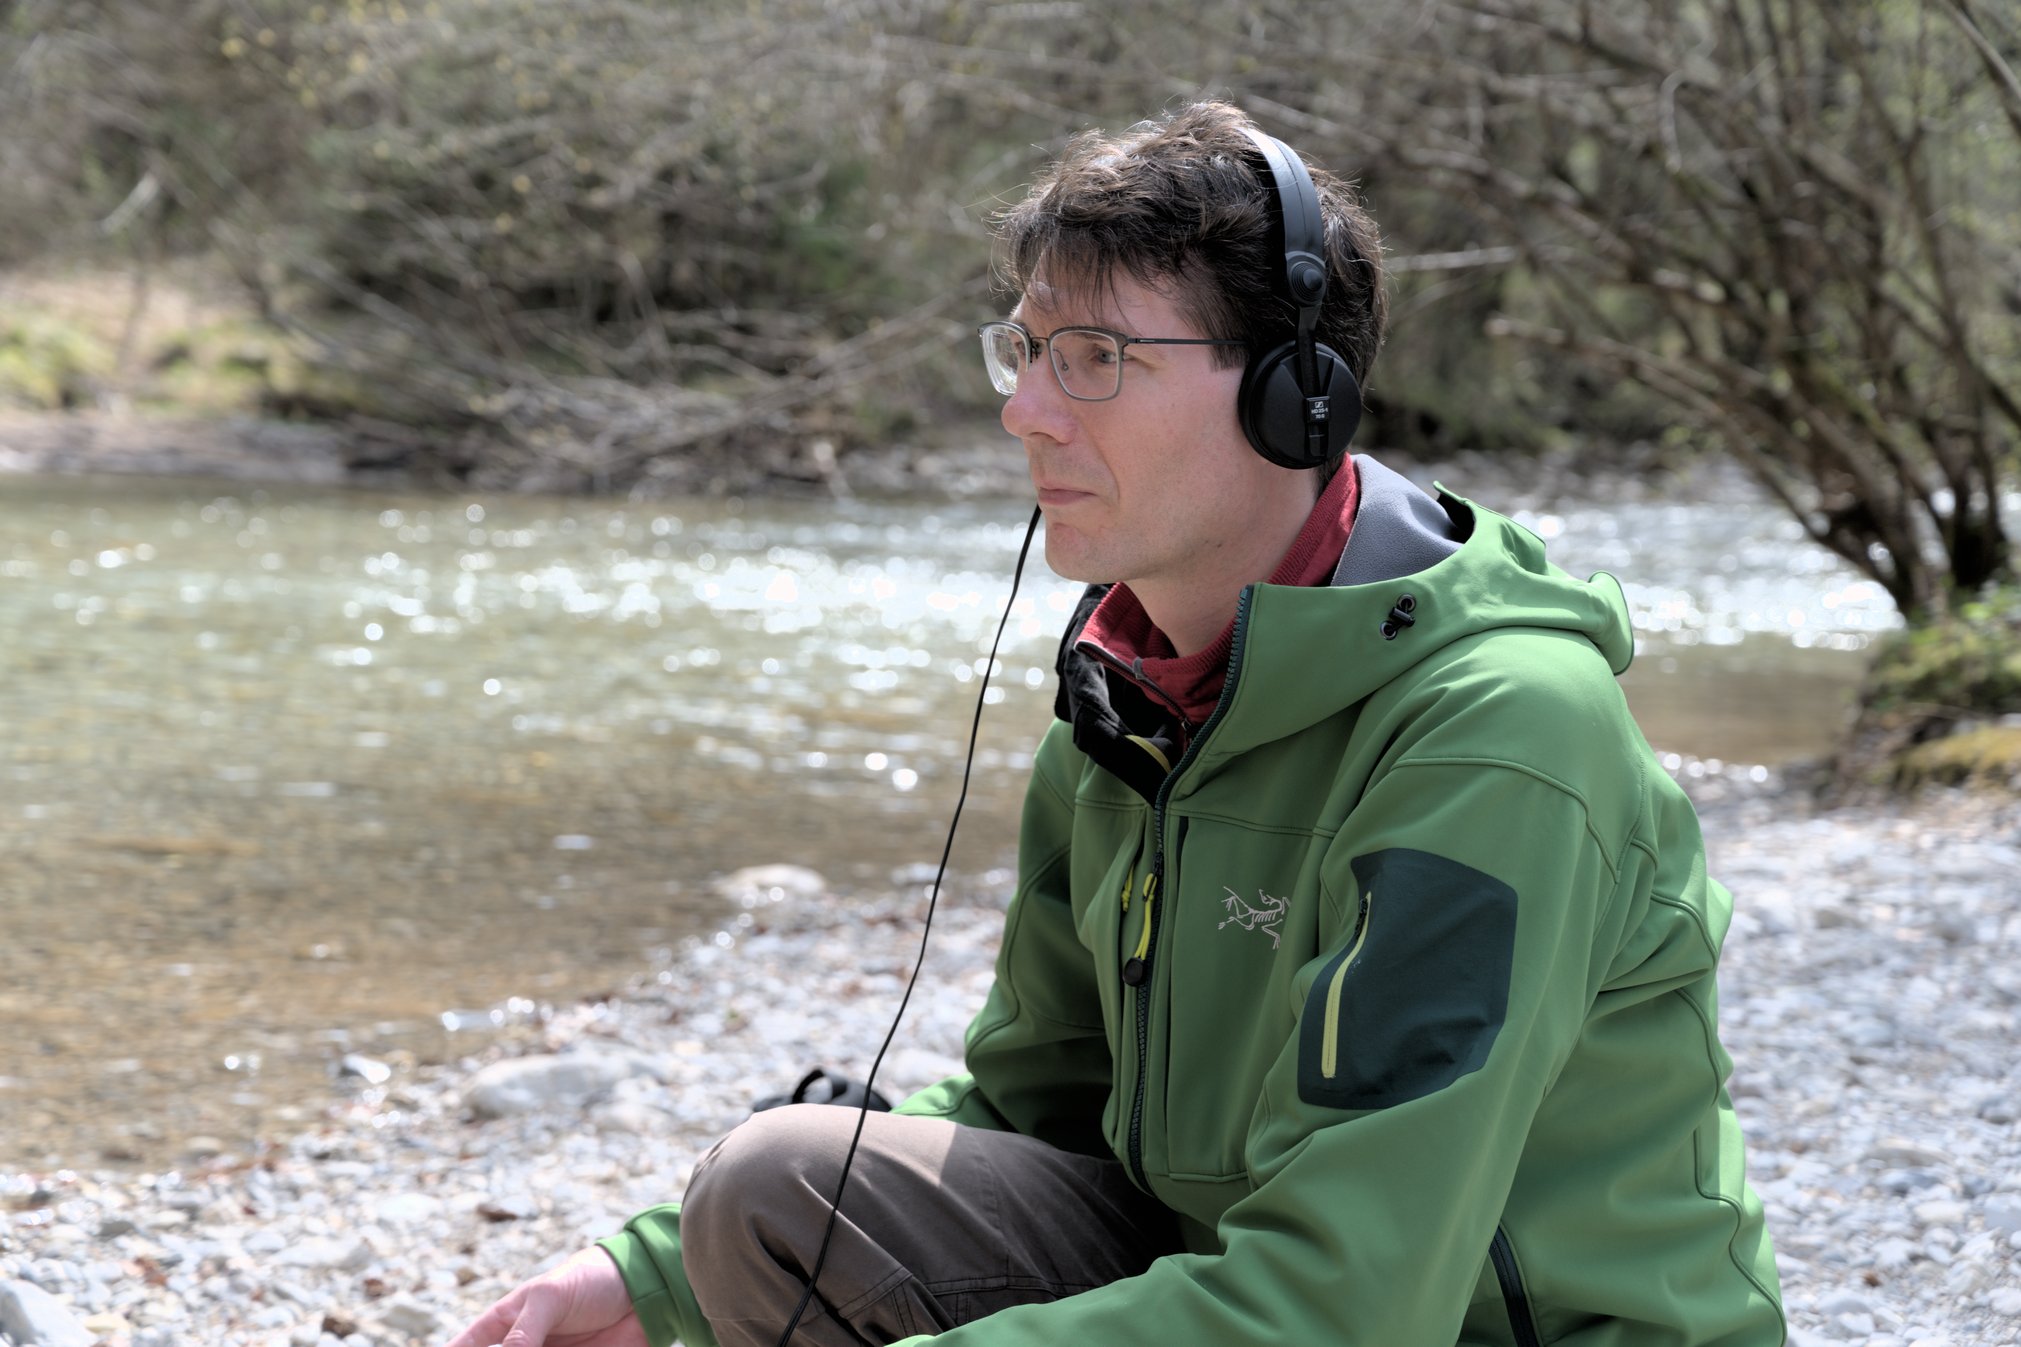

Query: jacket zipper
left=1123, top=847, right=1164, bottom=1188
left=1122, top=865, right=1159, bottom=986
left=1320, top=886, right=1374, bottom=1080
left=1121, top=589, right=1257, bottom=1191
left=1489, top=1227, right=1543, bottom=1347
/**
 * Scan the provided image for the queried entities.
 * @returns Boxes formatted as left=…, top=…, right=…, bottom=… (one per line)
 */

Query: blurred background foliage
left=1, top=0, right=2016, bottom=623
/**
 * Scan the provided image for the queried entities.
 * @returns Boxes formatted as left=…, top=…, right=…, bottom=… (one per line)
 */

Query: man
left=447, top=101, right=1784, bottom=1347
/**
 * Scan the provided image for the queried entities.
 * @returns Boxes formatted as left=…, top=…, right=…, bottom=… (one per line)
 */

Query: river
left=0, top=463, right=1895, bottom=1173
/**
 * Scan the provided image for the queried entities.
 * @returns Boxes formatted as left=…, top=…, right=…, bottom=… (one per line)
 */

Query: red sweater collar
left=1078, top=459, right=1360, bottom=728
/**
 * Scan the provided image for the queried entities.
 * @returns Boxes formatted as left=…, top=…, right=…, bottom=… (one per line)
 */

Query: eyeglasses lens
left=1049, top=330, right=1120, bottom=399
left=980, top=324, right=1025, bottom=396
left=980, top=325, right=1122, bottom=400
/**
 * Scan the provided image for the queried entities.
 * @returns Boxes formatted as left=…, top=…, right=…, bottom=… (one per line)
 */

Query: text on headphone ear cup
left=1237, top=340, right=1363, bottom=470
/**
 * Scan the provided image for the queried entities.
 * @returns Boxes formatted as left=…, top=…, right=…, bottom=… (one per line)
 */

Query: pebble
left=1, top=791, right=2017, bottom=1346
left=339, top=1054, right=394, bottom=1086
left=273, top=1236, right=373, bottom=1272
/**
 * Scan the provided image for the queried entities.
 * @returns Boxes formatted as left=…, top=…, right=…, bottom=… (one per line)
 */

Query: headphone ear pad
left=1237, top=341, right=1363, bottom=470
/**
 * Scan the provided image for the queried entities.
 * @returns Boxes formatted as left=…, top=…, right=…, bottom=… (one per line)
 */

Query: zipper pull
left=1122, top=854, right=1162, bottom=986
left=1120, top=864, right=1135, bottom=915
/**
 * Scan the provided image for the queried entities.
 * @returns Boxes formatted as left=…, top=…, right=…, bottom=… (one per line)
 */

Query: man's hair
left=993, top=101, right=1387, bottom=389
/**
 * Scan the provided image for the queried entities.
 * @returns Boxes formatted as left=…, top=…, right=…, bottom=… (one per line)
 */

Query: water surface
left=0, top=467, right=1891, bottom=1172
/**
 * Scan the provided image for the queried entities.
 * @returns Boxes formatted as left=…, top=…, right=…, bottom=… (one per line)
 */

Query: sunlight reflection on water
left=1, top=468, right=1888, bottom=1171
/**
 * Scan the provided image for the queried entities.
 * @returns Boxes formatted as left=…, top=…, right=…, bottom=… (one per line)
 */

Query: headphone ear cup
left=1237, top=341, right=1363, bottom=470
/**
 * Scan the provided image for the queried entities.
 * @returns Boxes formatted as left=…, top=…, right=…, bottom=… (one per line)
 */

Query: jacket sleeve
left=894, top=721, right=1114, bottom=1159
left=892, top=713, right=1634, bottom=1346
left=597, top=1205, right=717, bottom=1347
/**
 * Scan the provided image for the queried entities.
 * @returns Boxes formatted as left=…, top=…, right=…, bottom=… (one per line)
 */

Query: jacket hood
left=1054, top=471, right=1634, bottom=792
left=1206, top=489, right=1633, bottom=757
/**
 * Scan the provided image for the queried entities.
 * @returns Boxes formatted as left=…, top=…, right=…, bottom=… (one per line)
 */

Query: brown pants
left=679, top=1104, right=1184, bottom=1347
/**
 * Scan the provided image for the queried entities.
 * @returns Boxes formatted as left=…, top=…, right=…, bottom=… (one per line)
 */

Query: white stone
left=375, top=1296, right=445, bottom=1338
left=0, top=1280, right=94, bottom=1347
left=464, top=1051, right=664, bottom=1119
left=1873, top=1238, right=1919, bottom=1270
left=340, top=1053, right=393, bottom=1084
left=1867, top=1140, right=1952, bottom=1169
left=273, top=1236, right=373, bottom=1272
left=713, top=863, right=826, bottom=906
left=1983, top=1196, right=2021, bottom=1235
left=1912, top=1198, right=1967, bottom=1227
left=377, top=1193, right=444, bottom=1226
left=588, top=1099, right=666, bottom=1135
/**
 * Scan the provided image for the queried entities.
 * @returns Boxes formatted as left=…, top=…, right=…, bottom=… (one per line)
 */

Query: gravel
left=3, top=781, right=2017, bottom=1347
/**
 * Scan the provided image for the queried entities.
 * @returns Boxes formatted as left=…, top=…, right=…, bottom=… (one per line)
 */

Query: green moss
left=0, top=314, right=111, bottom=408
left=140, top=317, right=334, bottom=417
left=1892, top=725, right=2021, bottom=790
left=1861, top=586, right=2021, bottom=719
left=0, top=272, right=342, bottom=418
left=1835, top=586, right=2021, bottom=796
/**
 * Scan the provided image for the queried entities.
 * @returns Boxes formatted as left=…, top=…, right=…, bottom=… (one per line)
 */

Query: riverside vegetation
left=4, top=0, right=2018, bottom=774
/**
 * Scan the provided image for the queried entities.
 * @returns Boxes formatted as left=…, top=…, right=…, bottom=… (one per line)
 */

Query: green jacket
left=602, top=476, right=1784, bottom=1346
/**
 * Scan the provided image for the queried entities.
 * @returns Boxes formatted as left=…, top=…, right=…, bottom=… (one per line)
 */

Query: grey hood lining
left=1332, top=454, right=1466, bottom=587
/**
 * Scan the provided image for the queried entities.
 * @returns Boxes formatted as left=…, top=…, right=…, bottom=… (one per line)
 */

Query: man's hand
left=445, top=1246, right=650, bottom=1347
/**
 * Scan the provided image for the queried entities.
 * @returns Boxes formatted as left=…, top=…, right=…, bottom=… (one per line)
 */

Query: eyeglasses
left=977, top=320, right=1244, bottom=402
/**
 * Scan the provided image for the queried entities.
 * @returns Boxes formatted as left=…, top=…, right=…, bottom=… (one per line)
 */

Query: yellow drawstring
left=1131, top=869, right=1159, bottom=963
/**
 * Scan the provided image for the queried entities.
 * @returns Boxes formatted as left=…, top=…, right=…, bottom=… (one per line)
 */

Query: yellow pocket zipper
left=1122, top=867, right=1159, bottom=987
left=1321, top=887, right=1374, bottom=1080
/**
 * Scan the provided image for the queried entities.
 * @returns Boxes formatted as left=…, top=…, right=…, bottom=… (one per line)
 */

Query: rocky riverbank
left=3, top=783, right=2018, bottom=1347
left=0, top=409, right=1032, bottom=498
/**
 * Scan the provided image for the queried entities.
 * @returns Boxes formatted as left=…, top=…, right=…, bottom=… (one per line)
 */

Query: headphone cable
left=772, top=502, right=1045, bottom=1347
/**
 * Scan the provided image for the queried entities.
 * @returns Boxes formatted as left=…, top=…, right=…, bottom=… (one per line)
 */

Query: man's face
left=1003, top=271, right=1285, bottom=600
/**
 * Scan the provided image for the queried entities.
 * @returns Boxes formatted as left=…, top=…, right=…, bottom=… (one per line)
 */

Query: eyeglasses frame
left=977, top=320, right=1246, bottom=402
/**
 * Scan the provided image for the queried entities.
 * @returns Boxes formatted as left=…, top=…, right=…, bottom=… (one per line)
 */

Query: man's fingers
left=443, top=1299, right=520, bottom=1347
left=444, top=1285, right=562, bottom=1347
left=495, top=1284, right=565, bottom=1347
left=443, top=1246, right=630, bottom=1347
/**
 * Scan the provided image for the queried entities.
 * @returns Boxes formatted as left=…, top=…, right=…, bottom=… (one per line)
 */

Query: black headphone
left=1236, top=129, right=1363, bottom=470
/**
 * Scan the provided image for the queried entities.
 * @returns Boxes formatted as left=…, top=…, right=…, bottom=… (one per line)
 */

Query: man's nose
left=1000, top=361, right=1072, bottom=442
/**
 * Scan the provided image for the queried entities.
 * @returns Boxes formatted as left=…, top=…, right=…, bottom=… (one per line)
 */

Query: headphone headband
left=1235, top=127, right=1362, bottom=470
left=1242, top=129, right=1329, bottom=324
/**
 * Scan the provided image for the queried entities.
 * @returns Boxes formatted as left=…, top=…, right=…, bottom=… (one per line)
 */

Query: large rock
left=0, top=1280, right=94, bottom=1347
left=463, top=1050, right=664, bottom=1119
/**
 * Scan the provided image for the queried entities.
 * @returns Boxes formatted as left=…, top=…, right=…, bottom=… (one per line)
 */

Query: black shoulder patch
left=1297, top=848, right=1516, bottom=1110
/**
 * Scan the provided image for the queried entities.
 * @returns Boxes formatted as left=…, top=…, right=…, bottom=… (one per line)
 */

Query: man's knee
left=681, top=1105, right=857, bottom=1290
